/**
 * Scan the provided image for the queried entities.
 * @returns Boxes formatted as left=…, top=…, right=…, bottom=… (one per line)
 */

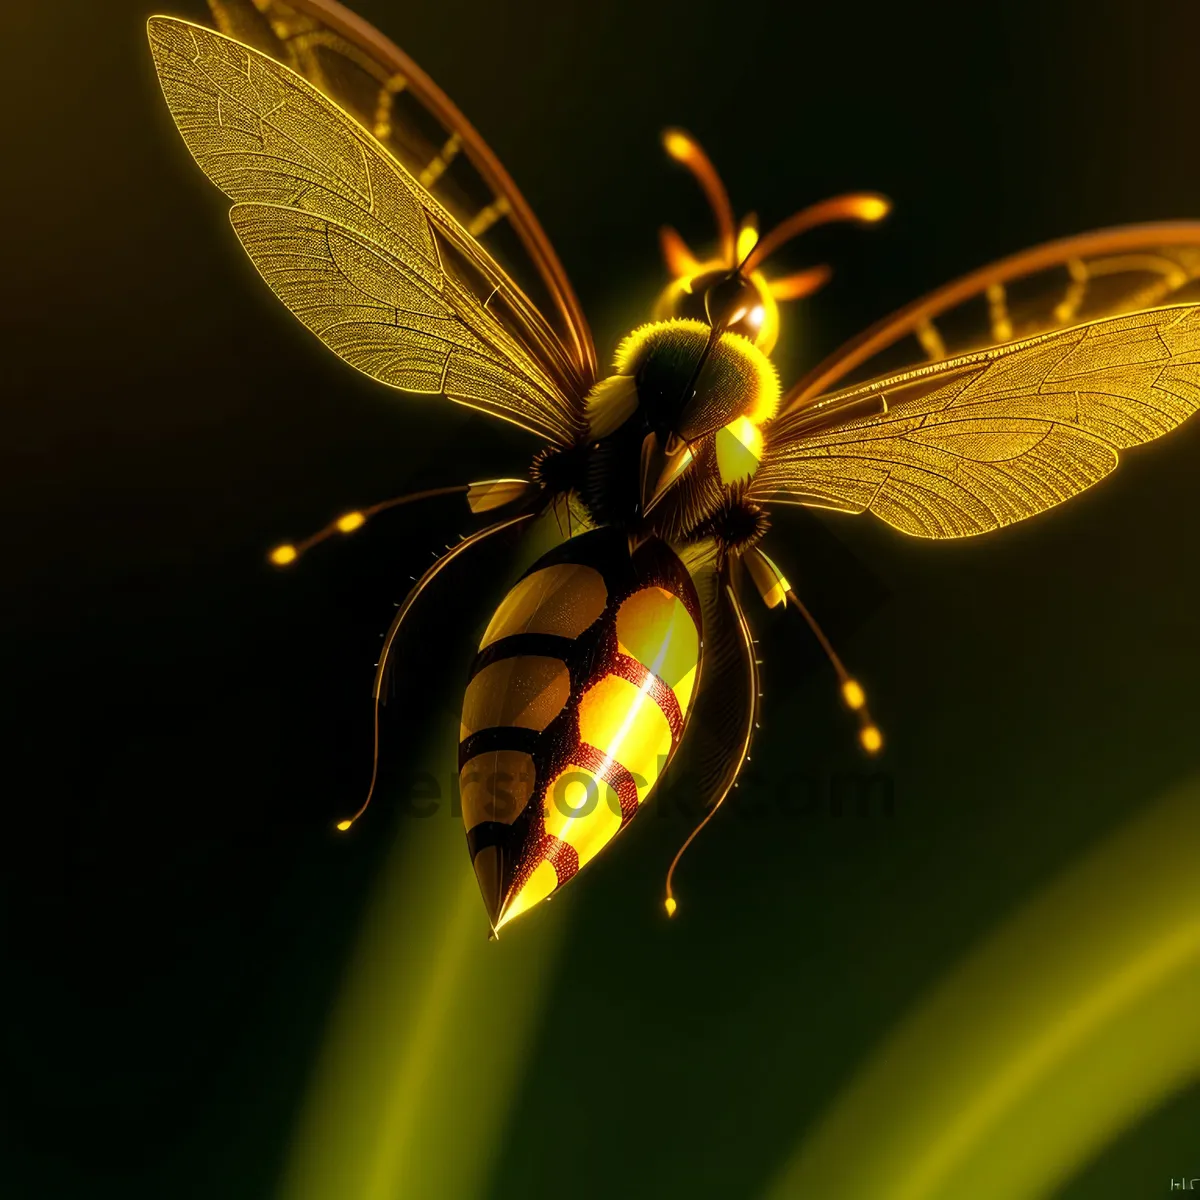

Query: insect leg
left=336, top=509, right=537, bottom=832
left=743, top=546, right=882, bottom=753
left=664, top=573, right=759, bottom=917
left=267, top=478, right=537, bottom=567
left=787, top=584, right=883, bottom=753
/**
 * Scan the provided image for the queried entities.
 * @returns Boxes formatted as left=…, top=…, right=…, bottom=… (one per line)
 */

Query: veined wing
left=754, top=305, right=1200, bottom=538
left=205, top=0, right=596, bottom=388
left=148, top=16, right=585, bottom=445
left=784, top=224, right=1200, bottom=413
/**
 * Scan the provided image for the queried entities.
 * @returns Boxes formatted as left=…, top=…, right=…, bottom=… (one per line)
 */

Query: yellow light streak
left=765, top=774, right=1200, bottom=1200
left=279, top=759, right=569, bottom=1200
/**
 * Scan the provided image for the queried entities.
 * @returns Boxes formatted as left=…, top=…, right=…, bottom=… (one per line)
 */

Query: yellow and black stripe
left=458, top=528, right=701, bottom=931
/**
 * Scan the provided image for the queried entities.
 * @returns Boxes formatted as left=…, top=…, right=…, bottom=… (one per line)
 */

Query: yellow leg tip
left=269, top=543, right=298, bottom=566
left=335, top=819, right=353, bottom=832
left=860, top=725, right=883, bottom=755
left=664, top=897, right=678, bottom=918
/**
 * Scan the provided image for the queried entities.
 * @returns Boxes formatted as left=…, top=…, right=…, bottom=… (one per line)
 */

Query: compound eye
left=700, top=273, right=774, bottom=347
left=654, top=268, right=777, bottom=351
left=702, top=271, right=757, bottom=329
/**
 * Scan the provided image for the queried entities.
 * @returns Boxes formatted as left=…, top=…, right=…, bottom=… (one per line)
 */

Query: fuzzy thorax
left=584, top=319, right=781, bottom=442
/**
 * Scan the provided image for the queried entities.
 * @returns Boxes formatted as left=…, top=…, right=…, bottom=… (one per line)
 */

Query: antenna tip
left=841, top=679, right=867, bottom=711
left=269, top=543, right=298, bottom=566
left=664, top=897, right=678, bottom=918
left=858, top=195, right=891, bottom=222
left=860, top=725, right=884, bottom=755
left=662, top=129, right=692, bottom=160
left=336, top=819, right=353, bottom=832
left=336, top=510, right=365, bottom=533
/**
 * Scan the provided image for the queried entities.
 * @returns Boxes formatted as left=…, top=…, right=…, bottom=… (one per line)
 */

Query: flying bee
left=150, top=2, right=1200, bottom=934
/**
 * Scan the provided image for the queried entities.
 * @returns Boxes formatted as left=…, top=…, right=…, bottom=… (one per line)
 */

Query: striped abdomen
left=458, top=528, right=701, bottom=932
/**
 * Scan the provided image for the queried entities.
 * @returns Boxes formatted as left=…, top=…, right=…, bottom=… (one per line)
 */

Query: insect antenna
left=336, top=510, right=537, bottom=832
left=742, top=193, right=891, bottom=298
left=660, top=128, right=737, bottom=268
left=785, top=587, right=884, bottom=755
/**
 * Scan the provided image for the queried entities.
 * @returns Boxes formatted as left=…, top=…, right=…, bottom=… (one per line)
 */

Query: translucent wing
left=148, top=16, right=585, bottom=445
left=205, top=0, right=596, bottom=387
left=754, top=305, right=1200, bottom=538
left=784, top=224, right=1200, bottom=413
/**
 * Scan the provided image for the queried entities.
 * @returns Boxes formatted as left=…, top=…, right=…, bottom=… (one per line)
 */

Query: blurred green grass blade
left=765, top=773, right=1200, bottom=1200
left=278, top=753, right=567, bottom=1200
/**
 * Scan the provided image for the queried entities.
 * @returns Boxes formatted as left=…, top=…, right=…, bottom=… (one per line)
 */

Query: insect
left=149, top=2, right=1200, bottom=934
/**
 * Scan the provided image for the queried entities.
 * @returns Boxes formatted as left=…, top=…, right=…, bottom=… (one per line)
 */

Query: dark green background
left=3, top=0, right=1198, bottom=1196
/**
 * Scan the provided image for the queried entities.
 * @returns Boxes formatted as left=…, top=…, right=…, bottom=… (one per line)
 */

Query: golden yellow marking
left=466, top=194, right=512, bottom=238
left=466, top=478, right=532, bottom=514
left=417, top=132, right=464, bottom=188
left=371, top=72, right=408, bottom=140
left=335, top=819, right=352, bottom=831
left=459, top=657, right=570, bottom=740
left=479, top=564, right=608, bottom=650
left=498, top=859, right=557, bottom=929
left=986, top=282, right=1014, bottom=341
left=543, top=765, right=623, bottom=869
left=577, top=674, right=673, bottom=804
left=664, top=897, right=678, bottom=917
left=745, top=269, right=782, bottom=355
left=716, top=415, right=765, bottom=485
left=584, top=373, right=639, bottom=439
left=860, top=724, right=883, bottom=754
left=615, top=587, right=699, bottom=714
left=744, top=547, right=790, bottom=609
left=335, top=510, right=365, bottom=533
left=269, top=543, right=298, bottom=566
left=460, top=749, right=536, bottom=830
left=842, top=679, right=866, bottom=710
left=915, top=317, right=946, bottom=361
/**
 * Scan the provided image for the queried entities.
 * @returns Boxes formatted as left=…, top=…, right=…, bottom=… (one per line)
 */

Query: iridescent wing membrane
left=755, top=305, right=1200, bottom=537
left=787, top=225, right=1200, bottom=405
left=757, top=223, right=1200, bottom=538
left=148, top=16, right=588, bottom=444
left=205, top=0, right=596, bottom=387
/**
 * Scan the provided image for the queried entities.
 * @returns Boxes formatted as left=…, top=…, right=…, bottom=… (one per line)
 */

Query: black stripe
left=470, top=633, right=575, bottom=678
left=466, top=821, right=513, bottom=859
left=458, top=725, right=541, bottom=769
